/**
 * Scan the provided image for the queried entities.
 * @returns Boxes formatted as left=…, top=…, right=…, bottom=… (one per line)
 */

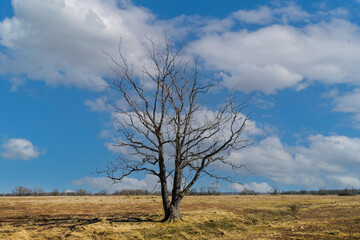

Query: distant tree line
left=0, top=186, right=358, bottom=197
left=237, top=188, right=358, bottom=196
left=0, top=186, right=222, bottom=197
left=185, top=187, right=221, bottom=196
left=0, top=186, right=93, bottom=196
left=278, top=188, right=358, bottom=196
left=0, top=186, right=153, bottom=197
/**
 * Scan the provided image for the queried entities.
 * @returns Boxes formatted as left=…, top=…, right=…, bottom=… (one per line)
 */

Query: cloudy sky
left=1, top=0, right=360, bottom=194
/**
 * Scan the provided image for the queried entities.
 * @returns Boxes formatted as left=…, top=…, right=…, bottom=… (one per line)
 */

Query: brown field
left=0, top=195, right=359, bottom=239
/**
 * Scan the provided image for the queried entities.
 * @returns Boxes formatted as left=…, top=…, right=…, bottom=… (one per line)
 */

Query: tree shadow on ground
left=107, top=213, right=162, bottom=224
left=0, top=213, right=162, bottom=230
left=69, top=217, right=102, bottom=230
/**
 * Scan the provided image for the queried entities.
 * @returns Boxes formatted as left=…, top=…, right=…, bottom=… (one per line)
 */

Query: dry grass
left=0, top=195, right=359, bottom=239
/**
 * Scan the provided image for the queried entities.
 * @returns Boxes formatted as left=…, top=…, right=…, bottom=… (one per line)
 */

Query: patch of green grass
left=288, top=203, right=300, bottom=215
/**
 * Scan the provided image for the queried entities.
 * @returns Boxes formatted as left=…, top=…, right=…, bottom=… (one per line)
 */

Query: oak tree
left=103, top=39, right=250, bottom=222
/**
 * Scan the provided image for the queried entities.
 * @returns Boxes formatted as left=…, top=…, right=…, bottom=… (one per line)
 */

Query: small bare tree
left=103, top=39, right=250, bottom=222
left=13, top=186, right=32, bottom=196
left=33, top=187, right=45, bottom=196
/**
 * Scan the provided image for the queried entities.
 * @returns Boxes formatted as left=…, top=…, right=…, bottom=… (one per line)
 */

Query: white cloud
left=0, top=0, right=166, bottom=90
left=272, top=2, right=310, bottom=23
left=298, top=134, right=360, bottom=166
left=1, top=1, right=358, bottom=96
left=9, top=77, right=25, bottom=92
left=253, top=96, right=275, bottom=110
left=79, top=131, right=360, bottom=191
left=231, top=2, right=309, bottom=25
left=92, top=98, right=360, bottom=190
left=189, top=18, right=360, bottom=94
left=232, top=6, right=273, bottom=24
left=322, top=88, right=339, bottom=98
left=72, top=175, right=159, bottom=193
left=229, top=182, right=273, bottom=193
left=328, top=176, right=360, bottom=188
left=229, top=134, right=360, bottom=189
left=334, top=90, right=360, bottom=113
left=1, top=1, right=359, bottom=96
left=200, top=18, right=234, bottom=34
left=316, top=7, right=349, bottom=19
left=105, top=141, right=124, bottom=154
left=332, top=89, right=360, bottom=127
left=0, top=138, right=43, bottom=160
left=98, top=129, right=112, bottom=139
left=230, top=136, right=295, bottom=180
left=85, top=97, right=109, bottom=112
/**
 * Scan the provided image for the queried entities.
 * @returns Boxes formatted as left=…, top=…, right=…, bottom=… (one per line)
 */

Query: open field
left=0, top=195, right=359, bottom=239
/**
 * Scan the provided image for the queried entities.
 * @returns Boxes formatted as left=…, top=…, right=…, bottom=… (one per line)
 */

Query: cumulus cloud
left=103, top=99, right=360, bottom=189
left=333, top=90, right=360, bottom=113
left=271, top=2, right=310, bottom=23
left=231, top=2, right=309, bottom=25
left=104, top=141, right=124, bottom=154
left=232, top=6, right=273, bottom=24
left=229, top=182, right=273, bottom=193
left=0, top=138, right=43, bottom=160
left=230, top=135, right=360, bottom=189
left=72, top=175, right=159, bottom=193
left=85, top=97, right=109, bottom=112
left=333, top=89, right=360, bottom=127
left=189, top=16, right=360, bottom=93
left=2, top=0, right=359, bottom=96
left=0, top=0, right=166, bottom=89
left=328, top=176, right=360, bottom=188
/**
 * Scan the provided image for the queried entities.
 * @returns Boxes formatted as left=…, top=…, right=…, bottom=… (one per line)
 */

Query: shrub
left=338, top=188, right=357, bottom=196
left=318, top=189, right=328, bottom=195
left=288, top=203, right=300, bottom=215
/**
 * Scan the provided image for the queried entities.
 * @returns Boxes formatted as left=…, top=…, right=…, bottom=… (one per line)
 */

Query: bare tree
left=102, top=39, right=251, bottom=222
left=51, top=188, right=61, bottom=196
left=13, top=186, right=32, bottom=196
left=33, top=187, right=45, bottom=196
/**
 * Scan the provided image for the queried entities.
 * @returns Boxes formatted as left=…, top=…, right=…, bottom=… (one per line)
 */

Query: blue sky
left=1, top=0, right=360, bottom=194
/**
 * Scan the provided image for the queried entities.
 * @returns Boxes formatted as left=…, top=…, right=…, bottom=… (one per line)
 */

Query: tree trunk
left=160, top=184, right=170, bottom=219
left=162, top=197, right=182, bottom=222
left=158, top=158, right=171, bottom=221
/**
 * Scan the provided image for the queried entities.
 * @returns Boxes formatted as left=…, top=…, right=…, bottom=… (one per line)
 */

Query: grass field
left=0, top=195, right=359, bottom=239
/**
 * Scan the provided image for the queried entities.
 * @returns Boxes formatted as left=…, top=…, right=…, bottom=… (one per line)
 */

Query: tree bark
left=162, top=197, right=182, bottom=222
left=160, top=178, right=170, bottom=220
left=158, top=155, right=171, bottom=221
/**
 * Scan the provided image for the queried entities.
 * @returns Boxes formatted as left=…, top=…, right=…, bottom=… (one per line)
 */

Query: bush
left=338, top=188, right=357, bottom=196
left=288, top=204, right=300, bottom=215
left=318, top=189, right=328, bottom=195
